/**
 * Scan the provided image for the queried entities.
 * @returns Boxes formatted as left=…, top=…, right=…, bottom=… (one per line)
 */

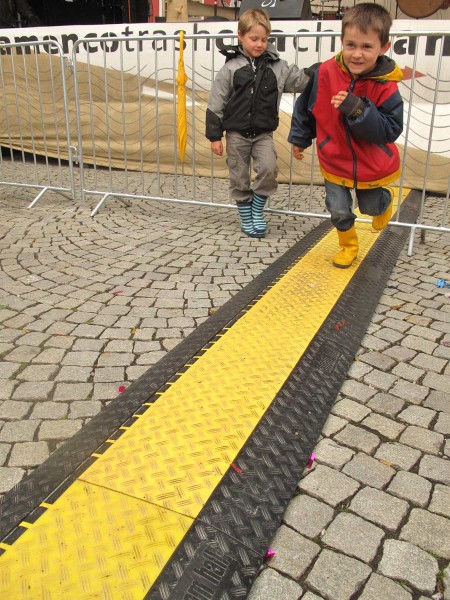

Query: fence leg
left=91, top=193, right=112, bottom=217
left=28, top=187, right=49, bottom=209
left=68, top=145, right=78, bottom=201
left=407, top=225, right=416, bottom=256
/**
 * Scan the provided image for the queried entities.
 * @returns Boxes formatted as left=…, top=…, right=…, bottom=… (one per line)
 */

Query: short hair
left=341, top=3, right=392, bottom=46
left=238, top=8, right=271, bottom=36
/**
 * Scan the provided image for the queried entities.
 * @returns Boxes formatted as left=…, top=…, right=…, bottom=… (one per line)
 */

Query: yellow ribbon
left=176, top=30, right=188, bottom=163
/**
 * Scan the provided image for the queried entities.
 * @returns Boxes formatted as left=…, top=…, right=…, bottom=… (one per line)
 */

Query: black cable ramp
left=0, top=190, right=420, bottom=599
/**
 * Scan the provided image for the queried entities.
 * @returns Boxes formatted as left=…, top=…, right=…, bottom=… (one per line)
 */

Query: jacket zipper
left=249, top=57, right=257, bottom=130
left=345, top=78, right=359, bottom=188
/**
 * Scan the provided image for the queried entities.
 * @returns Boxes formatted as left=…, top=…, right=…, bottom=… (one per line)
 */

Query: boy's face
left=341, top=25, right=391, bottom=76
left=238, top=24, right=269, bottom=59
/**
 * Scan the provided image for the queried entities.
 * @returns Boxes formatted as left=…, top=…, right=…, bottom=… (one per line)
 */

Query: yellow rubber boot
left=372, top=190, right=393, bottom=231
left=333, top=226, right=359, bottom=268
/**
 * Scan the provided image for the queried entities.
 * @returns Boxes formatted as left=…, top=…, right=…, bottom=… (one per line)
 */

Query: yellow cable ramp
left=0, top=190, right=407, bottom=599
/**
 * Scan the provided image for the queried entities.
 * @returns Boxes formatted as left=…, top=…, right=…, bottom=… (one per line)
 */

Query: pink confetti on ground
left=306, top=453, right=316, bottom=469
left=264, top=548, right=276, bottom=562
left=118, top=386, right=126, bottom=393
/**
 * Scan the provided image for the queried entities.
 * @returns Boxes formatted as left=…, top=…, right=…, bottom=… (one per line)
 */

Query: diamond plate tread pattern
left=0, top=219, right=330, bottom=542
left=78, top=215, right=386, bottom=518
left=0, top=481, right=194, bottom=600
left=148, top=191, right=421, bottom=599
left=0, top=189, right=418, bottom=600
left=144, top=525, right=260, bottom=600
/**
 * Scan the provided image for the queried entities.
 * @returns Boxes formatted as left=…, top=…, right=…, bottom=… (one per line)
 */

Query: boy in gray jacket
left=205, top=8, right=312, bottom=237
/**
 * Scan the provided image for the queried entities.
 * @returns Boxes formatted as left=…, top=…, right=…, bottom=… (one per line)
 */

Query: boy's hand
left=211, top=141, right=223, bottom=156
left=331, top=91, right=348, bottom=109
left=292, top=145, right=305, bottom=160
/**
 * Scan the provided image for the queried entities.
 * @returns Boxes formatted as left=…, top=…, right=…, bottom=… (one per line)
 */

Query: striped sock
left=237, top=203, right=264, bottom=238
left=251, top=193, right=268, bottom=232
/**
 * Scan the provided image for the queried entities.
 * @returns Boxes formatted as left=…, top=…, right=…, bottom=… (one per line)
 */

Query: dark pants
left=325, top=180, right=391, bottom=231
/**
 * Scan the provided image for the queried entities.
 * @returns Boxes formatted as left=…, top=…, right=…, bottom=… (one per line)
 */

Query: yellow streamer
left=176, top=30, right=188, bottom=163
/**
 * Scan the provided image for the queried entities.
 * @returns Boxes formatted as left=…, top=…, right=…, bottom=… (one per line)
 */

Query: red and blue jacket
left=288, top=52, right=404, bottom=188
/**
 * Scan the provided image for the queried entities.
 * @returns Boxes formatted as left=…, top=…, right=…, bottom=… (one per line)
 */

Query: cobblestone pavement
left=248, top=200, right=450, bottom=600
left=0, top=177, right=319, bottom=493
left=0, top=177, right=449, bottom=600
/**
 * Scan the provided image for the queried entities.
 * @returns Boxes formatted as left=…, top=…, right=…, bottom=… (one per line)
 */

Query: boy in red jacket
left=288, top=3, right=403, bottom=268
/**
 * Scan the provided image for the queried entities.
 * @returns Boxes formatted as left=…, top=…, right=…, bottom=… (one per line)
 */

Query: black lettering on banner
left=0, top=36, right=12, bottom=54
left=120, top=25, right=135, bottom=52
left=294, top=29, right=309, bottom=52
left=100, top=32, right=118, bottom=52
left=137, top=30, right=148, bottom=51
left=409, top=36, right=418, bottom=54
left=0, top=22, right=445, bottom=62
left=193, top=22, right=212, bottom=52
left=215, top=29, right=234, bottom=51
left=151, top=30, right=167, bottom=51
left=393, top=34, right=418, bottom=56
left=425, top=34, right=450, bottom=56
left=393, top=37, right=407, bottom=55
left=14, top=35, right=38, bottom=54
left=42, top=35, right=59, bottom=54
left=82, top=33, right=98, bottom=53
left=314, top=21, right=337, bottom=53
left=60, top=33, right=80, bottom=55
left=270, top=29, right=286, bottom=52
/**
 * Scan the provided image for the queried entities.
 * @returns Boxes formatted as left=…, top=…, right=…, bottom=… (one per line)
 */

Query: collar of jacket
left=220, top=43, right=280, bottom=63
left=335, top=51, right=404, bottom=83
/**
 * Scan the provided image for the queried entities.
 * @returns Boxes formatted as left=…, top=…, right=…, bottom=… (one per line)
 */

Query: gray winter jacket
left=205, top=43, right=310, bottom=141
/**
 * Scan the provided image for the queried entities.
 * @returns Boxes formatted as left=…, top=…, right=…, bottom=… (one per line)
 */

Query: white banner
left=1, top=20, right=449, bottom=190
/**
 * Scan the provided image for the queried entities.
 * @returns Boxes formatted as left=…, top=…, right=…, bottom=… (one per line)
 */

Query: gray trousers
left=225, top=131, right=278, bottom=205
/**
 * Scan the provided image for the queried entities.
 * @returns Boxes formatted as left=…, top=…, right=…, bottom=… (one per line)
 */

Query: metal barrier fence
left=0, top=39, right=75, bottom=206
left=1, top=30, right=449, bottom=254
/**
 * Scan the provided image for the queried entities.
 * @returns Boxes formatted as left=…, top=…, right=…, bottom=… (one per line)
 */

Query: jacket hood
left=220, top=42, right=279, bottom=63
left=335, top=51, right=404, bottom=83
